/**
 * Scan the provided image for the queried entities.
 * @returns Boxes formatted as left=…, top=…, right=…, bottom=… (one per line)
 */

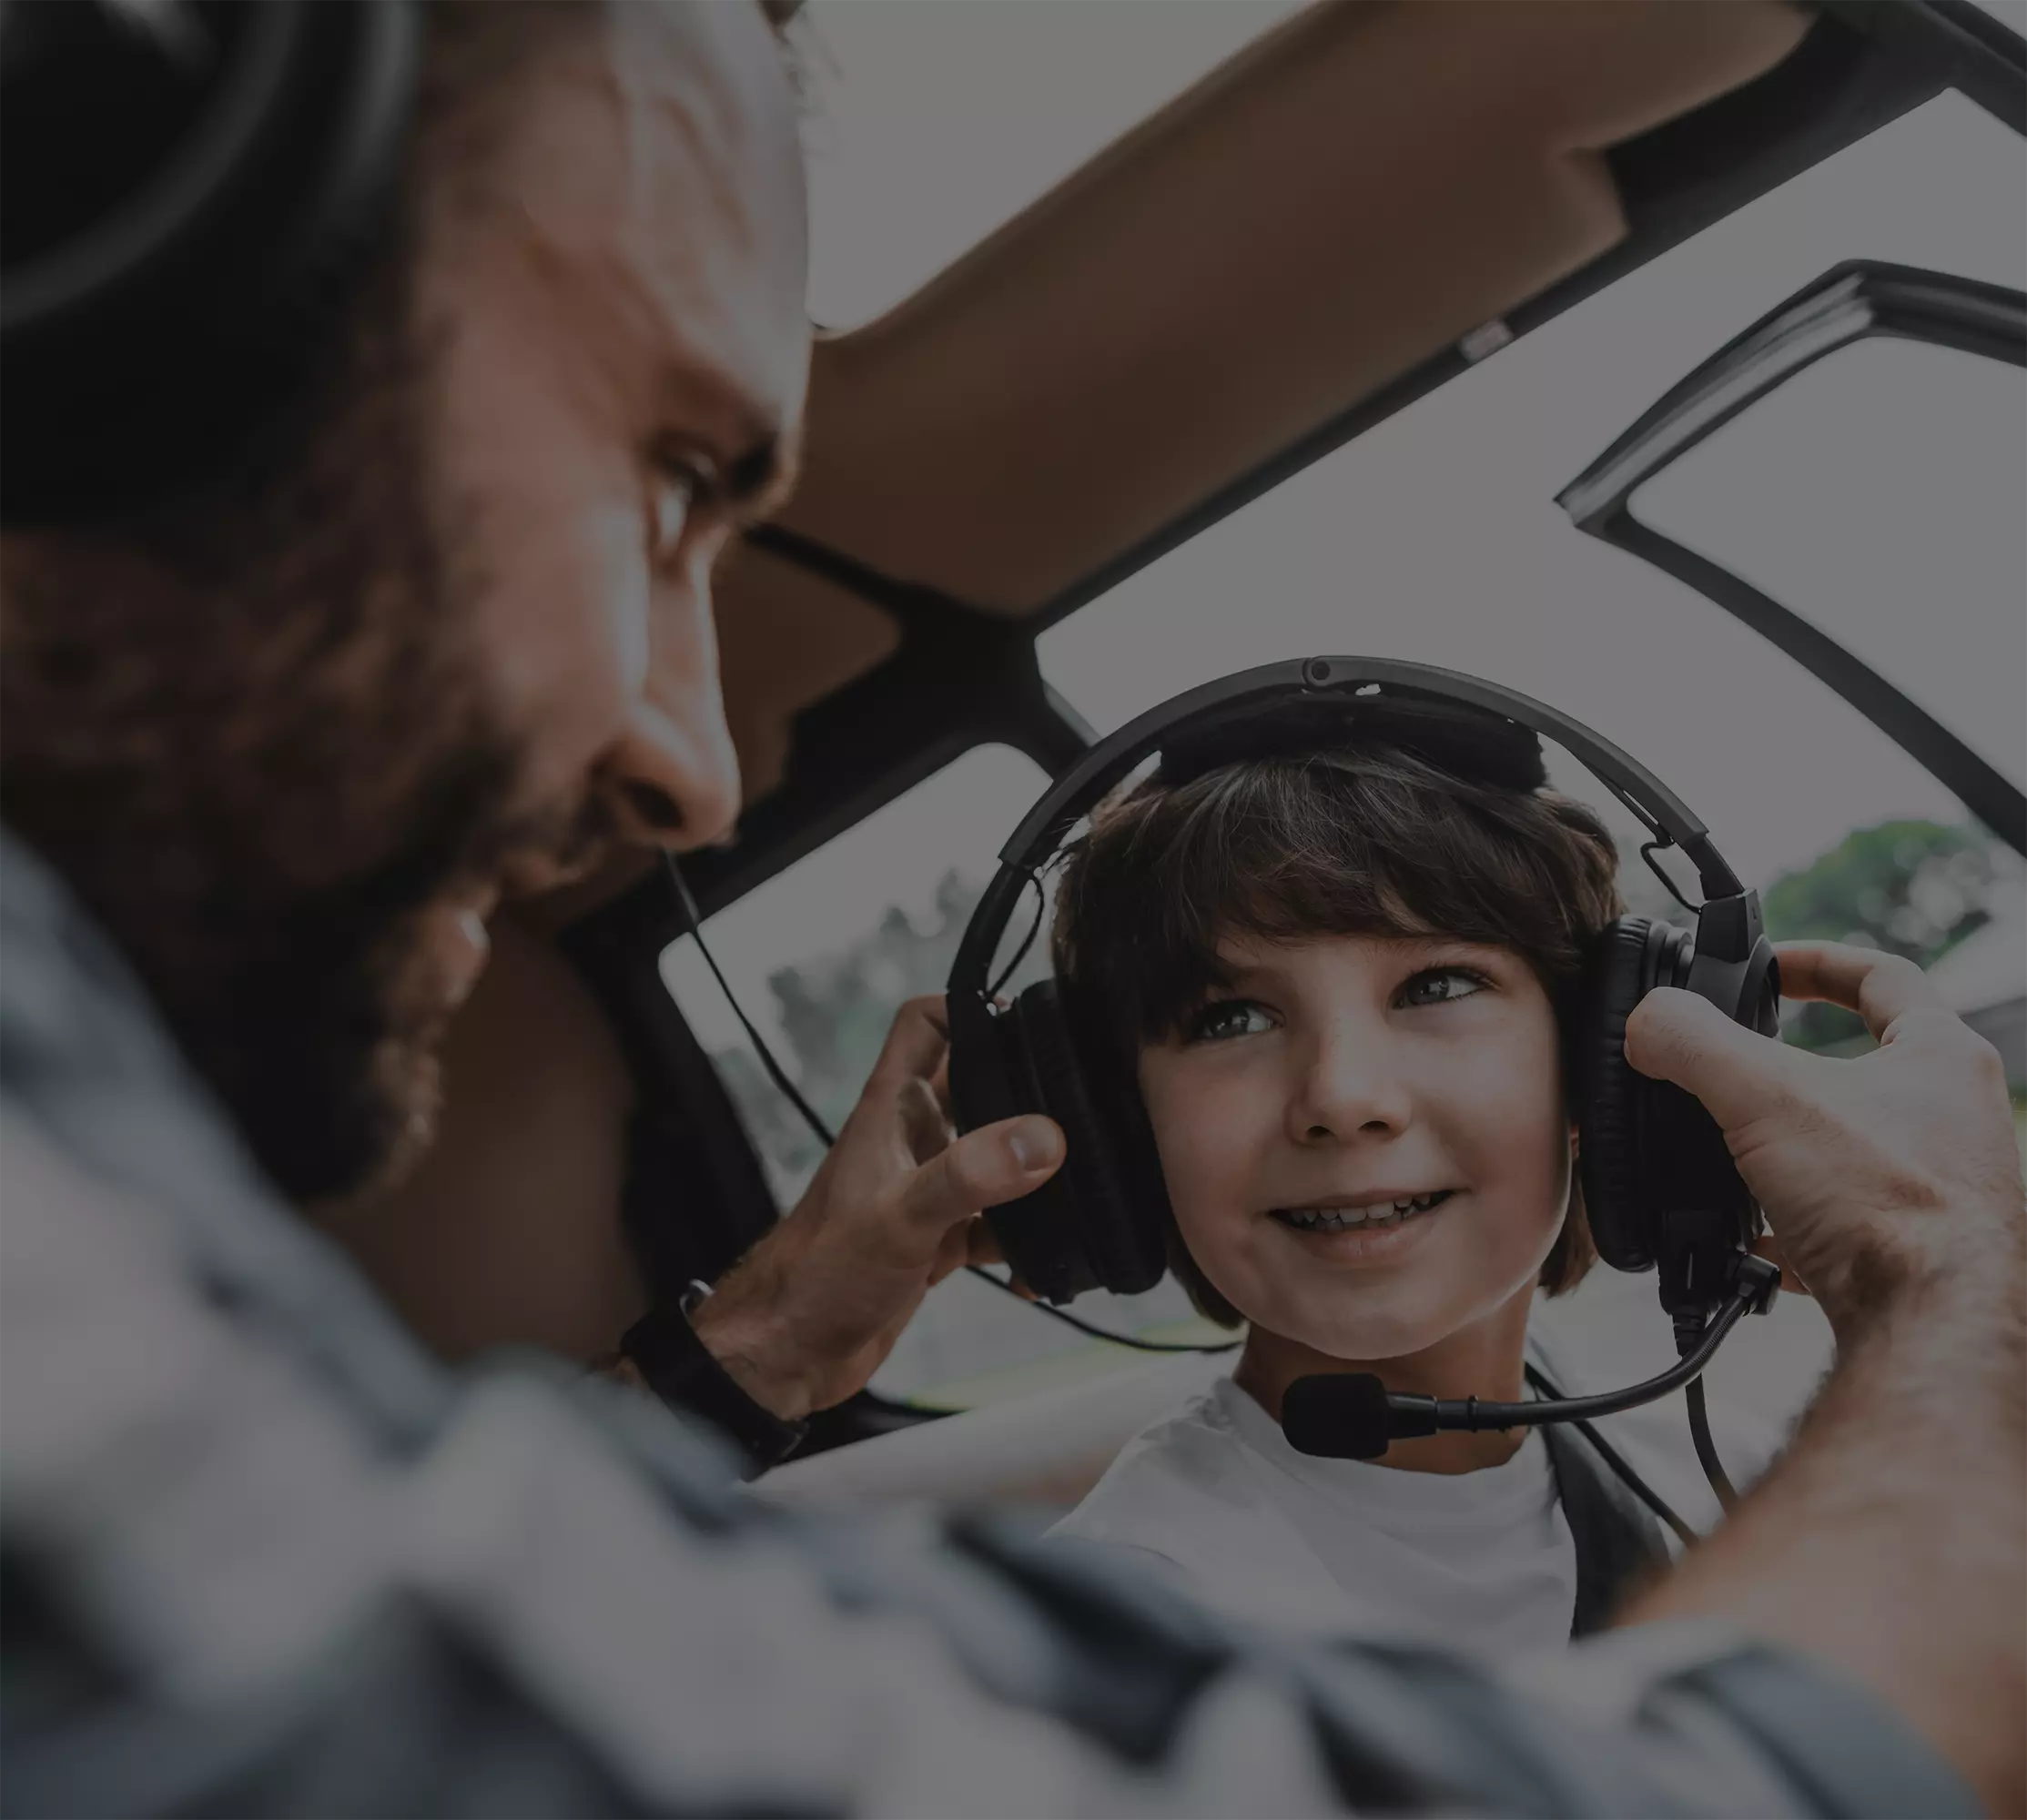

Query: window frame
left=1555, top=259, right=2027, bottom=855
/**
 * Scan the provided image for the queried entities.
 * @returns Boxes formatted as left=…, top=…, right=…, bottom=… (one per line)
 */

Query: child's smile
left=1139, top=929, right=1573, bottom=1370
left=1269, top=1187, right=1458, bottom=1258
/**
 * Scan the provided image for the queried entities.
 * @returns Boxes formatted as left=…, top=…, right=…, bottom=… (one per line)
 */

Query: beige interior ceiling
left=716, top=0, right=1811, bottom=804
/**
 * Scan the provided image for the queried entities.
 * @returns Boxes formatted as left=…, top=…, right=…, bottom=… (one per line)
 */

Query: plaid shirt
left=0, top=831, right=1971, bottom=1818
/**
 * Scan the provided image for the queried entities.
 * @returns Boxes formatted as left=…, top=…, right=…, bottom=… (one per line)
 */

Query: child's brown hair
left=1049, top=740, right=1625, bottom=1324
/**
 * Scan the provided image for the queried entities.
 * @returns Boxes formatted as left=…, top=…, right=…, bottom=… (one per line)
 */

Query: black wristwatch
left=620, top=1280, right=808, bottom=1474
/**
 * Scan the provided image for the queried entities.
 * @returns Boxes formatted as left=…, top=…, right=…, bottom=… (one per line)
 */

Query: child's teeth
left=1279, top=1192, right=1446, bottom=1232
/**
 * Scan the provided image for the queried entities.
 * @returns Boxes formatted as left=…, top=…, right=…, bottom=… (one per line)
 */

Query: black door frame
left=1556, top=260, right=2026, bottom=856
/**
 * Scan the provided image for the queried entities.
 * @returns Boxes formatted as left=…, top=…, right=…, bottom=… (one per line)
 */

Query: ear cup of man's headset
left=1575, top=918, right=1691, bottom=1273
left=1, top=0, right=419, bottom=524
left=978, top=980, right=1169, bottom=1305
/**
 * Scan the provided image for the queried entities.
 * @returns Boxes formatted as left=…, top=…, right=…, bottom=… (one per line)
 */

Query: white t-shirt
left=1047, top=1352, right=1781, bottom=1658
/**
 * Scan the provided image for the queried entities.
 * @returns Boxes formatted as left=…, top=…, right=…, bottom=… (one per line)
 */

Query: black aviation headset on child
left=946, top=656, right=1786, bottom=1506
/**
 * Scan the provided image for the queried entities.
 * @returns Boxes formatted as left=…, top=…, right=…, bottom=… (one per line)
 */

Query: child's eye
left=1185, top=999, right=1276, bottom=1043
left=1397, top=967, right=1489, bottom=1008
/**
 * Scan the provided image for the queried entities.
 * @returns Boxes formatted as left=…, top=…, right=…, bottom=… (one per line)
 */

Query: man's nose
left=596, top=666, right=744, bottom=854
left=1285, top=1026, right=1414, bottom=1145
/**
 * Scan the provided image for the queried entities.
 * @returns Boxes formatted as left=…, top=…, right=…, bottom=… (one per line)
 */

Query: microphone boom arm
left=1382, top=1289, right=1755, bottom=1441
left=1282, top=1255, right=1782, bottom=1463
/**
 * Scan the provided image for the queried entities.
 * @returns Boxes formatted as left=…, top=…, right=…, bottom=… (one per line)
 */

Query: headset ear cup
left=1576, top=919, right=1686, bottom=1273
left=1, top=3, right=420, bottom=524
left=1013, top=981, right=1169, bottom=1297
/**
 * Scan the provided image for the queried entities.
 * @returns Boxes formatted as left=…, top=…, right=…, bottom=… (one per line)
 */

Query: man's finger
left=964, top=1220, right=1040, bottom=1299
left=1772, top=942, right=1942, bottom=1043
left=929, top=1217, right=975, bottom=1287
left=965, top=1216, right=1005, bottom=1267
left=867, top=995, right=952, bottom=1088
left=900, top=1115, right=1064, bottom=1233
left=1624, top=986, right=1809, bottom=1130
left=1751, top=1232, right=1812, bottom=1297
left=898, top=1076, right=952, bottom=1167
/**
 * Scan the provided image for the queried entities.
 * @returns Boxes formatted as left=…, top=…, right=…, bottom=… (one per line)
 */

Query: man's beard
left=1, top=260, right=606, bottom=1206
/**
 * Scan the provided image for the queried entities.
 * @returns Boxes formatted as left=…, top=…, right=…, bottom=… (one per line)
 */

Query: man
left=2, top=4, right=2021, bottom=1814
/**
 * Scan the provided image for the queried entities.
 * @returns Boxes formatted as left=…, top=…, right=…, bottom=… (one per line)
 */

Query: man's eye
left=1186, top=999, right=1275, bottom=1043
left=1397, top=967, right=1489, bottom=1008
left=648, top=453, right=720, bottom=565
left=649, top=474, right=697, bottom=565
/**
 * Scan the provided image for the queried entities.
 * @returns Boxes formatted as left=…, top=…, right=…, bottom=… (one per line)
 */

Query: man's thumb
left=907, top=1117, right=1064, bottom=1230
left=1623, top=986, right=1799, bottom=1130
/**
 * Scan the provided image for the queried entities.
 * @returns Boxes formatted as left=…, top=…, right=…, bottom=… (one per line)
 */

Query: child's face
left=1137, top=931, right=1573, bottom=1362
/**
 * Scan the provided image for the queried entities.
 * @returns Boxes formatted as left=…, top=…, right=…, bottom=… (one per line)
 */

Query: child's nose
left=1285, top=1031, right=1414, bottom=1144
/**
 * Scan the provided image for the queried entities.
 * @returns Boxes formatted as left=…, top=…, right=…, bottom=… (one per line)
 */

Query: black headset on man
left=946, top=655, right=1785, bottom=1502
left=2, top=1, right=419, bottom=527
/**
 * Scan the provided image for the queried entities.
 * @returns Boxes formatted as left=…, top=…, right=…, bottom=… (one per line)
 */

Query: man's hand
left=1621, top=941, right=2025, bottom=1815
left=1624, top=940, right=2022, bottom=1335
left=689, top=996, right=1064, bottom=1421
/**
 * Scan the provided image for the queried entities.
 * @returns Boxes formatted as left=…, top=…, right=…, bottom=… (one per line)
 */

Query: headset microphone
left=1282, top=1373, right=1394, bottom=1461
left=1283, top=1254, right=1780, bottom=1469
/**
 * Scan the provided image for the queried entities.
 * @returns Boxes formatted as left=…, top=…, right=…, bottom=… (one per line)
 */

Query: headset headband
left=951, top=656, right=1745, bottom=996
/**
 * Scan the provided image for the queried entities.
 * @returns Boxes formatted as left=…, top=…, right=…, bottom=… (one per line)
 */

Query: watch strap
left=621, top=1302, right=808, bottom=1474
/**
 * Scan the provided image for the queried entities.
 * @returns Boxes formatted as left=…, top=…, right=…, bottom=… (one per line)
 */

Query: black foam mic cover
left=1282, top=1373, right=1394, bottom=1461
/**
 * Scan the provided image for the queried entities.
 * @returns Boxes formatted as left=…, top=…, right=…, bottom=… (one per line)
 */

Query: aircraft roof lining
left=771, top=0, right=1812, bottom=612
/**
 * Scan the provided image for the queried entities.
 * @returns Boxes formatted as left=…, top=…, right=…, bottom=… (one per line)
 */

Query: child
left=1044, top=716, right=1779, bottom=1653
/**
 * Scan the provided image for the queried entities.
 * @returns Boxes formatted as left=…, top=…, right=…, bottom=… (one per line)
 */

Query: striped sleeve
left=0, top=1115, right=1973, bottom=1820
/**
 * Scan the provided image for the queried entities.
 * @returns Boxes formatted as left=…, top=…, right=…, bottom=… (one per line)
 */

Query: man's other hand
left=1624, top=940, right=2023, bottom=1334
left=689, top=996, right=1064, bottom=1420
